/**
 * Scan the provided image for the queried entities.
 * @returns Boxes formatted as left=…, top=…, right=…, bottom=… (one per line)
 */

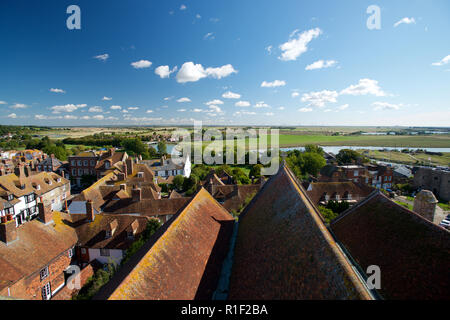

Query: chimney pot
left=132, top=187, right=142, bottom=202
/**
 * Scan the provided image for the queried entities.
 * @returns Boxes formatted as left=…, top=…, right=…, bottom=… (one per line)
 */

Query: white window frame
left=100, top=248, right=110, bottom=256
left=40, top=266, right=49, bottom=281
left=42, top=282, right=51, bottom=300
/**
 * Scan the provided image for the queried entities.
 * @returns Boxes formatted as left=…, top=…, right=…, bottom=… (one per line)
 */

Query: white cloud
left=155, top=65, right=177, bottom=78
left=208, top=105, right=223, bottom=113
left=254, top=101, right=270, bottom=108
left=106, top=116, right=119, bottom=120
left=261, top=80, right=286, bottom=88
left=88, top=106, right=103, bottom=113
left=324, top=109, right=332, bottom=112
left=102, top=96, right=112, bottom=101
left=305, top=60, right=337, bottom=70
left=10, top=103, right=28, bottom=109
left=177, top=97, right=191, bottom=103
left=81, top=116, right=91, bottom=120
left=94, top=54, right=109, bottom=61
left=51, top=104, right=86, bottom=113
left=265, top=45, right=273, bottom=55
left=110, top=105, right=122, bottom=110
left=235, top=101, right=251, bottom=107
left=222, top=91, right=241, bottom=99
left=340, top=79, right=387, bottom=96
left=93, top=115, right=105, bottom=120
left=278, top=106, right=285, bottom=110
left=146, top=110, right=153, bottom=113
left=176, top=62, right=237, bottom=83
left=431, top=55, right=450, bottom=66
left=279, top=28, right=322, bottom=61
left=164, top=96, right=173, bottom=101
left=177, top=109, right=187, bottom=112
left=64, top=115, right=78, bottom=120
left=291, top=92, right=300, bottom=98
left=192, top=108, right=203, bottom=112
left=0, top=101, right=6, bottom=105
left=7, top=113, right=17, bottom=119
left=234, top=111, right=256, bottom=116
left=394, top=17, right=416, bottom=27
left=337, top=104, right=349, bottom=110
left=122, top=109, right=129, bottom=113
left=301, top=90, right=338, bottom=107
left=49, top=88, right=65, bottom=93
left=204, top=32, right=215, bottom=40
left=205, top=99, right=224, bottom=105
left=299, top=107, right=313, bottom=112
left=264, top=112, right=274, bottom=116
left=180, top=4, right=187, bottom=10
left=196, top=14, right=201, bottom=19
left=131, top=60, right=152, bottom=69
left=372, top=102, right=401, bottom=110
left=128, top=107, right=139, bottom=110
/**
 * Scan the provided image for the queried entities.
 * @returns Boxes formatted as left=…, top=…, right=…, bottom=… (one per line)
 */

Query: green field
left=363, top=150, right=450, bottom=167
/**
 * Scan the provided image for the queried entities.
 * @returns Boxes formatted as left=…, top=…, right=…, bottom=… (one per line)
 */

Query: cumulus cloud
left=372, top=102, right=401, bottom=110
left=205, top=99, right=224, bottom=105
left=176, top=62, right=237, bottom=83
left=146, top=110, right=153, bottom=113
left=254, top=101, right=270, bottom=108
left=222, top=91, right=241, bottom=99
left=0, top=101, right=6, bottom=105
left=10, top=103, right=28, bottom=109
left=110, top=105, right=122, bottom=110
left=177, top=97, right=191, bottom=103
left=301, top=90, right=338, bottom=107
left=155, top=65, right=178, bottom=78
left=128, top=107, right=139, bottom=110
left=92, top=115, right=104, bottom=120
left=102, top=96, right=112, bottom=101
left=235, top=101, right=251, bottom=107
left=299, top=107, right=313, bottom=112
left=431, top=55, right=450, bottom=66
left=64, top=115, right=78, bottom=120
left=279, top=28, right=322, bottom=61
left=94, top=54, right=109, bottom=61
left=180, top=4, right=187, bottom=10
left=337, top=104, right=349, bottom=110
left=261, top=80, right=286, bottom=88
left=291, top=92, right=300, bottom=98
left=264, top=112, right=274, bottom=116
left=50, top=88, right=66, bottom=93
left=394, top=17, right=416, bottom=27
left=305, top=60, right=337, bottom=70
left=51, top=104, right=86, bottom=113
left=7, top=113, right=17, bottom=118
left=177, top=109, right=187, bottom=112
left=131, top=60, right=152, bottom=69
left=340, top=79, right=387, bottom=96
left=88, top=106, right=103, bottom=113
left=278, top=106, right=285, bottom=110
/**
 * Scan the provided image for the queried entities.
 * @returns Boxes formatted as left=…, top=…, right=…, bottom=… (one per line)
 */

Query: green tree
left=304, top=144, right=324, bottom=156
left=249, top=164, right=263, bottom=179
left=173, top=175, right=185, bottom=190
left=318, top=206, right=338, bottom=224
left=157, top=141, right=167, bottom=155
left=336, top=149, right=366, bottom=165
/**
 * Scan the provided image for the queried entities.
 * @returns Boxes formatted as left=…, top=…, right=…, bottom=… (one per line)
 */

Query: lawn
left=363, top=150, right=450, bottom=167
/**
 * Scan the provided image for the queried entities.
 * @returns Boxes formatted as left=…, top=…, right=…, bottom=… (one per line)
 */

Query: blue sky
left=0, top=0, right=449, bottom=126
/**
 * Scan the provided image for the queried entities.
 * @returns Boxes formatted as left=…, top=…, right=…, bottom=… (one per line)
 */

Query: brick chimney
left=126, top=158, right=134, bottom=176
left=132, top=187, right=142, bottom=202
left=119, top=183, right=127, bottom=192
left=25, top=165, right=32, bottom=177
left=86, top=200, right=95, bottom=222
left=123, top=163, right=128, bottom=179
left=38, top=202, right=53, bottom=225
left=0, top=215, right=18, bottom=244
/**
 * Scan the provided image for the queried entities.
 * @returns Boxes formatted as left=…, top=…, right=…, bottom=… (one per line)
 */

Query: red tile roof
left=228, top=164, right=371, bottom=300
left=330, top=191, right=450, bottom=299
left=95, top=188, right=235, bottom=300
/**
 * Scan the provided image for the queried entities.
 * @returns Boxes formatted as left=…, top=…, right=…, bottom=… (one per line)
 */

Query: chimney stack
left=132, top=187, right=142, bottom=202
left=86, top=200, right=95, bottom=222
left=109, top=148, right=115, bottom=157
left=119, top=183, right=127, bottom=192
left=38, top=202, right=53, bottom=225
left=126, top=158, right=134, bottom=176
left=0, top=215, right=18, bottom=244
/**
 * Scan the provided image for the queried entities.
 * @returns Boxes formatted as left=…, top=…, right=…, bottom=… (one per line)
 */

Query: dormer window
left=105, top=161, right=111, bottom=169
left=7, top=194, right=14, bottom=201
left=40, top=266, right=49, bottom=281
left=105, top=230, right=112, bottom=239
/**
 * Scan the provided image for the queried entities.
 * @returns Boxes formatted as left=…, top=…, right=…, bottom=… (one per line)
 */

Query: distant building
left=68, top=151, right=99, bottom=187
left=305, top=181, right=374, bottom=206
left=141, top=154, right=191, bottom=178
left=413, top=167, right=450, bottom=202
